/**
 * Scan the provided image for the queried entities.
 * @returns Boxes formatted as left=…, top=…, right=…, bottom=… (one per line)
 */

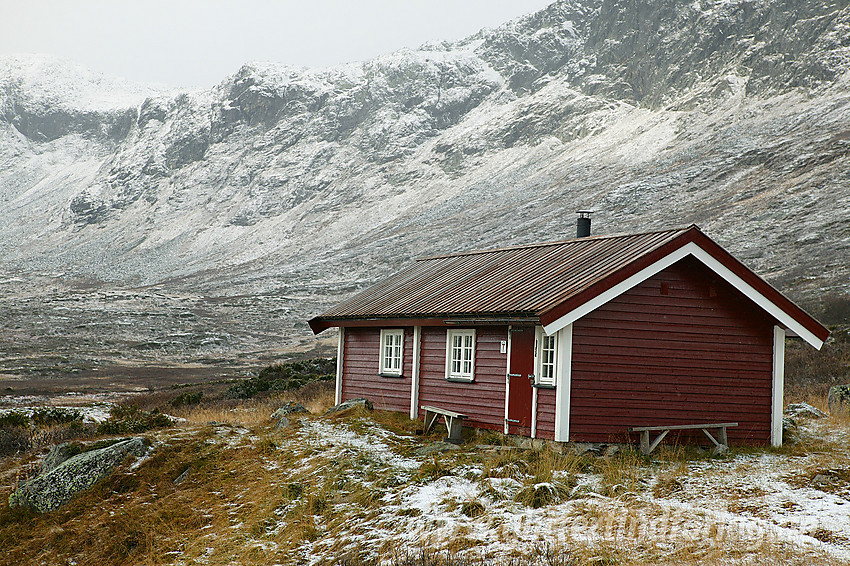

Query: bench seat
left=421, top=405, right=468, bottom=444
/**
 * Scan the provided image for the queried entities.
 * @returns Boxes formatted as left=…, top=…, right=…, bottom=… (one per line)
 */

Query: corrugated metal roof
left=312, top=227, right=693, bottom=323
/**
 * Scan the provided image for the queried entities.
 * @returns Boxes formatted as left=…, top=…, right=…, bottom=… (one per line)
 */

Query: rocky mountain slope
left=2, top=0, right=849, bottom=368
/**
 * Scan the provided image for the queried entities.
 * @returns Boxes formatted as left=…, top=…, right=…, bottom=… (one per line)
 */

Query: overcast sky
left=1, top=0, right=554, bottom=88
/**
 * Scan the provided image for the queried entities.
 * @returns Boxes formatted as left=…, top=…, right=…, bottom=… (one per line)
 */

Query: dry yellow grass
left=2, top=387, right=849, bottom=566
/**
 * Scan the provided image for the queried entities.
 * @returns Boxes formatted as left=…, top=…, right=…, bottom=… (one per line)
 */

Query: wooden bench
left=628, top=422, right=738, bottom=455
left=422, top=405, right=468, bottom=444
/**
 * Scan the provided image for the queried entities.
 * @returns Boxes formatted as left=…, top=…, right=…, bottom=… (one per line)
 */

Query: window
left=535, top=327, right=558, bottom=386
left=445, top=329, right=476, bottom=382
left=379, top=329, right=403, bottom=376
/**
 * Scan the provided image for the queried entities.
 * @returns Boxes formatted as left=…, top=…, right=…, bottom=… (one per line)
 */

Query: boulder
left=414, top=441, right=462, bottom=457
left=828, top=385, right=850, bottom=416
left=273, top=416, right=291, bottom=429
left=785, top=402, right=828, bottom=420
left=711, top=444, right=729, bottom=457
left=325, top=397, right=373, bottom=415
left=9, top=437, right=148, bottom=513
left=270, top=402, right=308, bottom=420
left=41, top=443, right=81, bottom=474
left=782, top=416, right=799, bottom=444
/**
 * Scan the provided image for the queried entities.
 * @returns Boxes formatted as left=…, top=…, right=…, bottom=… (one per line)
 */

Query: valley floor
left=1, top=398, right=849, bottom=565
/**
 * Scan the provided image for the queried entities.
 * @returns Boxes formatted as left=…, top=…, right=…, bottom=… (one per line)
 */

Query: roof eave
left=308, top=313, right=541, bottom=334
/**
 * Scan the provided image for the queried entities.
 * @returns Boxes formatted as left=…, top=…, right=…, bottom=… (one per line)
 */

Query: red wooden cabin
left=308, top=225, right=828, bottom=447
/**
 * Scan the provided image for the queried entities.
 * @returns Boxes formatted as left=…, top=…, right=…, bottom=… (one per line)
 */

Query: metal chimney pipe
left=576, top=211, right=592, bottom=238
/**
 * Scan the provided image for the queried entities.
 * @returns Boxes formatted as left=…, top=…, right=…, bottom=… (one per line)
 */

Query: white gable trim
left=335, top=327, right=345, bottom=406
left=771, top=325, right=786, bottom=447
left=543, top=242, right=824, bottom=350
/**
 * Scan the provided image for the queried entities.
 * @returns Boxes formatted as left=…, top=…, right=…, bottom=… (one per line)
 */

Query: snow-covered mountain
left=2, top=0, right=849, bottom=366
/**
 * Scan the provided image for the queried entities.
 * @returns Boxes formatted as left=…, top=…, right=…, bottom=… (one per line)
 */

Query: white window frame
left=534, top=326, right=558, bottom=386
left=445, top=329, right=476, bottom=382
left=379, top=329, right=404, bottom=377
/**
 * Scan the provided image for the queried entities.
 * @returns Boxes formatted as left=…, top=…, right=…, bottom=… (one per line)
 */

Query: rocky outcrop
left=9, top=437, right=148, bottom=513
left=271, top=402, right=308, bottom=420
left=325, top=398, right=373, bottom=415
left=828, top=385, right=850, bottom=416
left=271, top=402, right=309, bottom=429
left=785, top=402, right=828, bottom=420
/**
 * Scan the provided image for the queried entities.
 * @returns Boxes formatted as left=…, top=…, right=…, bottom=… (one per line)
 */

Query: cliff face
left=1, top=0, right=849, bottom=363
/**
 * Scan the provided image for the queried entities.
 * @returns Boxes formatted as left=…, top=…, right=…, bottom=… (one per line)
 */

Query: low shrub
left=0, top=411, right=30, bottom=428
left=226, top=357, right=336, bottom=399
left=30, top=408, right=83, bottom=426
left=170, top=391, right=203, bottom=408
left=97, top=405, right=174, bottom=435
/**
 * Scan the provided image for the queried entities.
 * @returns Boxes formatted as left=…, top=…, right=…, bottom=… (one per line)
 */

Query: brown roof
left=311, top=226, right=690, bottom=323
left=308, top=225, right=829, bottom=347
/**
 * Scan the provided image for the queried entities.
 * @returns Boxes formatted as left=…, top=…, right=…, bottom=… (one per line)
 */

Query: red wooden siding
left=569, top=256, right=775, bottom=445
left=417, top=326, right=508, bottom=431
left=536, top=389, right=556, bottom=440
left=341, top=327, right=413, bottom=413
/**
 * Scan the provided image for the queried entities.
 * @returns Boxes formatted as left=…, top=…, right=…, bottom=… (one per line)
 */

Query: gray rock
left=785, top=402, right=827, bottom=420
left=782, top=416, right=799, bottom=444
left=828, top=385, right=850, bottom=416
left=812, top=474, right=835, bottom=487
left=325, top=397, right=373, bottom=415
left=414, top=441, right=462, bottom=457
left=711, top=444, right=729, bottom=457
left=9, top=437, right=148, bottom=513
left=41, top=443, right=80, bottom=474
left=603, top=445, right=620, bottom=458
left=271, top=402, right=308, bottom=420
left=273, top=416, right=291, bottom=429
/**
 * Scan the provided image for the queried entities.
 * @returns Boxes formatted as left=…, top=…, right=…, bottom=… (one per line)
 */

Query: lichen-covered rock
left=828, top=385, right=850, bottom=416
left=9, top=437, right=148, bottom=513
left=40, top=443, right=81, bottom=474
left=785, top=402, right=827, bottom=420
left=271, top=402, right=308, bottom=420
left=325, top=397, right=373, bottom=415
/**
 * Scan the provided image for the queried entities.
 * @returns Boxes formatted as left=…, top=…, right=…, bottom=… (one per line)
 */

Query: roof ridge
left=416, top=225, right=699, bottom=261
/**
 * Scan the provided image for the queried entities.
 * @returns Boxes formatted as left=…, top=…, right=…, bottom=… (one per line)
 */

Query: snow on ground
left=300, top=418, right=420, bottom=471
left=0, top=403, right=112, bottom=422
left=265, top=415, right=850, bottom=564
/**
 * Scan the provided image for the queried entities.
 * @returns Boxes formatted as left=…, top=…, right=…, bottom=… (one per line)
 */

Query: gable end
left=542, top=238, right=827, bottom=350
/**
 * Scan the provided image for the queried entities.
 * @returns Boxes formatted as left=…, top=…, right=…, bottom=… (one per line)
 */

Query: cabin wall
left=535, top=389, right=556, bottom=440
left=341, top=327, right=413, bottom=414
left=417, top=326, right=508, bottom=431
left=569, top=256, right=775, bottom=445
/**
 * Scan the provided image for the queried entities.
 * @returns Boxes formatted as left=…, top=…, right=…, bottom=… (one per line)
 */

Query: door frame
left=505, top=325, right=535, bottom=437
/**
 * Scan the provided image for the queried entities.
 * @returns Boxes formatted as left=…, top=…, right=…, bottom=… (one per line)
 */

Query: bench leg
left=423, top=411, right=439, bottom=434
left=444, top=416, right=464, bottom=444
left=719, top=427, right=728, bottom=448
left=647, top=430, right=669, bottom=454
left=640, top=431, right=650, bottom=455
left=701, top=428, right=721, bottom=447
